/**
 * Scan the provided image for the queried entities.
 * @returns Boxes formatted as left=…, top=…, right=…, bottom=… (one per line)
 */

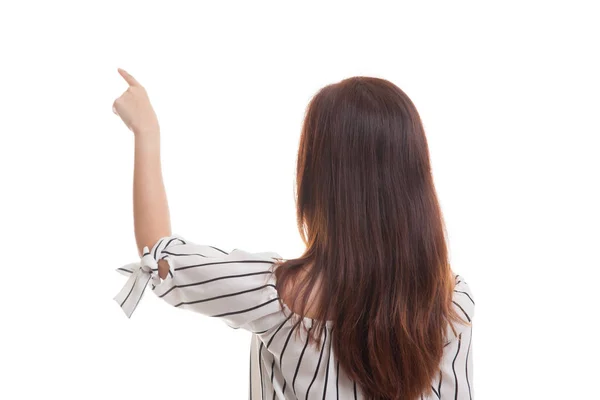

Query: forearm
left=133, top=133, right=171, bottom=256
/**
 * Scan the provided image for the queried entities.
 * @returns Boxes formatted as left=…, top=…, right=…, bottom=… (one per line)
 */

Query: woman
left=113, top=69, right=475, bottom=400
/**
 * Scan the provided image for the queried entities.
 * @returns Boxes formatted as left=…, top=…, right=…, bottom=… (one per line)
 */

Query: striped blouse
left=114, top=235, right=475, bottom=399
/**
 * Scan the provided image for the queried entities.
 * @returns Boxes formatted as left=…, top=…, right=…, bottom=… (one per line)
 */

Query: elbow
left=157, top=259, right=170, bottom=280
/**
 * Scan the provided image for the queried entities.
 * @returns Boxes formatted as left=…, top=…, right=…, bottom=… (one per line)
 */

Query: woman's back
left=271, top=77, right=473, bottom=399
left=252, top=274, right=474, bottom=399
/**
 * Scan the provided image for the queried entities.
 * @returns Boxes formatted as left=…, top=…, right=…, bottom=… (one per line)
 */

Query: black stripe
left=452, top=333, right=462, bottom=400
left=153, top=238, right=165, bottom=260
left=211, top=298, right=279, bottom=318
left=259, top=342, right=265, bottom=400
left=142, top=251, right=150, bottom=257
left=210, top=245, right=228, bottom=255
left=120, top=274, right=139, bottom=307
left=176, top=259, right=274, bottom=272
left=336, top=361, right=340, bottom=400
left=438, top=370, right=442, bottom=399
left=306, top=327, right=328, bottom=399
left=279, top=323, right=297, bottom=397
left=254, top=328, right=270, bottom=335
left=322, top=328, right=332, bottom=400
left=158, top=271, right=272, bottom=298
left=454, top=290, right=475, bottom=305
left=175, top=284, right=276, bottom=308
left=466, top=328, right=472, bottom=400
left=270, top=348, right=279, bottom=400
left=162, top=250, right=207, bottom=258
left=293, top=325, right=313, bottom=394
left=129, top=275, right=152, bottom=315
left=353, top=381, right=357, bottom=400
left=163, top=237, right=180, bottom=251
left=280, top=324, right=296, bottom=363
left=267, top=315, right=293, bottom=348
left=270, top=357, right=275, bottom=392
left=266, top=317, right=289, bottom=400
left=453, top=301, right=472, bottom=322
left=117, top=267, right=132, bottom=274
left=431, top=385, right=440, bottom=399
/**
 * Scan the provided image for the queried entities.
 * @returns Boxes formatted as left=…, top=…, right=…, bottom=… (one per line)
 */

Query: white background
left=1, top=1, right=598, bottom=399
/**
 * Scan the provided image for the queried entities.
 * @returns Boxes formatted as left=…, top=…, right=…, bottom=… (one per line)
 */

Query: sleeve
left=113, top=235, right=286, bottom=332
left=433, top=275, right=475, bottom=399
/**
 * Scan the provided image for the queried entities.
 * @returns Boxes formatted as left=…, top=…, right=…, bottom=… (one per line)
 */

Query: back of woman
left=113, top=71, right=475, bottom=400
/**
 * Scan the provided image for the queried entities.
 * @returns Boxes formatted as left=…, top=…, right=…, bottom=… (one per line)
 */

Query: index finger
left=118, top=68, right=141, bottom=87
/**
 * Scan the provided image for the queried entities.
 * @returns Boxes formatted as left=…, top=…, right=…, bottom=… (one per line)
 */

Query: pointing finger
left=118, top=68, right=140, bottom=87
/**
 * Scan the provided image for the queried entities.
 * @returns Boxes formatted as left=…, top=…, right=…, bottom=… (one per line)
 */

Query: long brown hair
left=274, top=77, right=465, bottom=400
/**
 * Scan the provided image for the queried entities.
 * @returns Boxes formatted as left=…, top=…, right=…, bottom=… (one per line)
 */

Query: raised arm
left=113, top=68, right=171, bottom=278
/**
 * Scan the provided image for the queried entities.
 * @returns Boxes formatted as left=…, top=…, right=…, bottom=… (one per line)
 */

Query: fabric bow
left=113, top=246, right=163, bottom=318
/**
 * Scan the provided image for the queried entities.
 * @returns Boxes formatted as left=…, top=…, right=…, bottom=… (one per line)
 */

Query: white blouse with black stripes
left=114, top=235, right=475, bottom=399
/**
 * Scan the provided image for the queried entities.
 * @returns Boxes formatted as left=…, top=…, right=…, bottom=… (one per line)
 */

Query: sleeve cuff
left=113, top=239, right=179, bottom=318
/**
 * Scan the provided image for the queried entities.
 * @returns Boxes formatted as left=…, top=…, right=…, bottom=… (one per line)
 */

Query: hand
left=113, top=68, right=160, bottom=137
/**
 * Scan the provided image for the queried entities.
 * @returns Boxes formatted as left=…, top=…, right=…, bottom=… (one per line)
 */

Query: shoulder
left=449, top=273, right=475, bottom=337
left=453, top=274, right=475, bottom=318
